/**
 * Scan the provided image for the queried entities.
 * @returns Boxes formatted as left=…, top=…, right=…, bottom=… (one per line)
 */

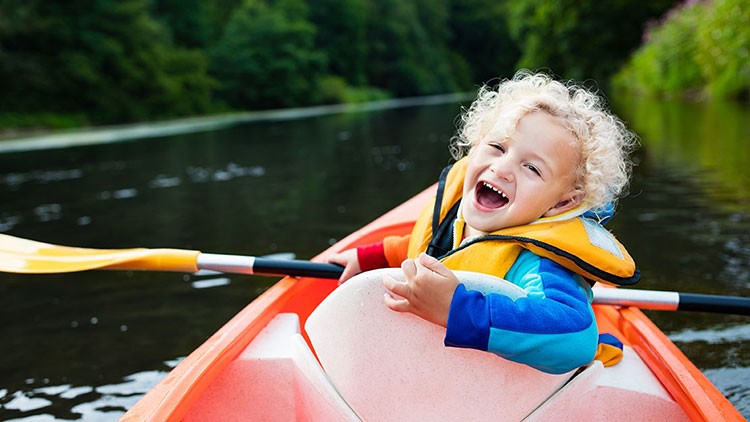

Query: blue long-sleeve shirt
left=444, top=250, right=599, bottom=374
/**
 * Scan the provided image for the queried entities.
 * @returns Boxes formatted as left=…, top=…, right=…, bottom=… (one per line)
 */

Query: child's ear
left=543, top=190, right=585, bottom=217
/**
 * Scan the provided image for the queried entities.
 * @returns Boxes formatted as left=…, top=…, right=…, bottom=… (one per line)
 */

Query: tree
left=448, top=0, right=520, bottom=85
left=696, top=0, right=750, bottom=99
left=309, top=0, right=368, bottom=86
left=0, top=0, right=214, bottom=122
left=613, top=0, right=749, bottom=100
left=506, top=0, right=673, bottom=82
left=209, top=0, right=325, bottom=109
left=363, top=0, right=464, bottom=96
left=151, top=0, right=214, bottom=48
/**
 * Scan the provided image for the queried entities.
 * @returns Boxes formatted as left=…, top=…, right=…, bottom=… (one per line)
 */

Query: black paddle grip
left=679, top=293, right=750, bottom=316
left=252, top=258, right=345, bottom=279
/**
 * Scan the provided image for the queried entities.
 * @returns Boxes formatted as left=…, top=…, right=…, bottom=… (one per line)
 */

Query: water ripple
left=669, top=324, right=750, bottom=344
left=0, top=359, right=182, bottom=421
left=186, top=163, right=265, bottom=183
left=33, top=204, right=62, bottom=222
left=1, top=169, right=83, bottom=188
left=703, top=367, right=750, bottom=417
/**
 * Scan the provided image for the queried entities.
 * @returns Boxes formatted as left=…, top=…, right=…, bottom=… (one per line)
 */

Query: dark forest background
left=1, top=0, right=734, bottom=128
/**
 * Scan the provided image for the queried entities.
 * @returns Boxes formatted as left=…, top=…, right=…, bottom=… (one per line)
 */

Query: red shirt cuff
left=357, top=242, right=389, bottom=271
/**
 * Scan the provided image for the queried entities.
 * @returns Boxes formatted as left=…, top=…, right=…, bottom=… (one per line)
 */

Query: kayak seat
left=526, top=347, right=689, bottom=420
left=184, top=313, right=359, bottom=421
left=305, top=269, right=577, bottom=421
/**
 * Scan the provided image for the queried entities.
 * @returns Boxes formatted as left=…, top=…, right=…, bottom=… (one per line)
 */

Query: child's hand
left=327, top=249, right=362, bottom=285
left=382, top=253, right=459, bottom=327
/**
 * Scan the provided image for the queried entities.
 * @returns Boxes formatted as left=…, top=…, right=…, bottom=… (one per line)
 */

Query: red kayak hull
left=123, top=186, right=742, bottom=421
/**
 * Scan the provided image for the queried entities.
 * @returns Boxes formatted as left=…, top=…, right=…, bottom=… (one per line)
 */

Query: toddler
left=329, top=70, right=639, bottom=374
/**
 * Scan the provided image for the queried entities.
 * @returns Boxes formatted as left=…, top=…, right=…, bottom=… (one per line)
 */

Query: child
left=329, top=70, right=639, bottom=374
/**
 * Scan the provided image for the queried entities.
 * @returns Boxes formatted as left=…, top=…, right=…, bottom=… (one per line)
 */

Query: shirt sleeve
left=355, top=235, right=411, bottom=271
left=444, top=250, right=599, bottom=374
left=356, top=242, right=389, bottom=272
left=383, top=234, right=410, bottom=267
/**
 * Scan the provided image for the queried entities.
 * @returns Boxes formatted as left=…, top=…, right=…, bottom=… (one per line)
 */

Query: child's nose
left=490, top=159, right=514, bottom=181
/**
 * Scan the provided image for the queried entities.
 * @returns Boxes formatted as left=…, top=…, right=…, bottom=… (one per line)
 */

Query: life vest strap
left=444, top=233, right=640, bottom=286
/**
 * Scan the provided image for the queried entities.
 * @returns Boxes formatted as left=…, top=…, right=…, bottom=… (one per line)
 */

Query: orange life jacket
left=406, top=158, right=639, bottom=286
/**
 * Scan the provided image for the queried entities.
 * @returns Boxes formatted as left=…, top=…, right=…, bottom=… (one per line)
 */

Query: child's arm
left=328, top=235, right=411, bottom=283
left=444, top=251, right=599, bottom=374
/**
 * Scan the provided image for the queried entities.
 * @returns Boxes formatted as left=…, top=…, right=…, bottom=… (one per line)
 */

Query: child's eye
left=489, top=143, right=505, bottom=153
left=525, top=164, right=542, bottom=177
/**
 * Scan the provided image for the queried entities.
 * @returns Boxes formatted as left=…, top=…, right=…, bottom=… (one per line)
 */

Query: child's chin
left=464, top=215, right=504, bottom=234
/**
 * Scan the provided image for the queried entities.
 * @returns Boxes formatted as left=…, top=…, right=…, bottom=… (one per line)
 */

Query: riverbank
left=0, top=93, right=473, bottom=155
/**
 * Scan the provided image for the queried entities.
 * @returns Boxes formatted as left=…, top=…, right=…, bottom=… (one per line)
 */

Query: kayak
left=121, top=186, right=743, bottom=421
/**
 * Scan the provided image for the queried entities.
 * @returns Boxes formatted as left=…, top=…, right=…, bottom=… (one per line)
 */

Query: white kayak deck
left=182, top=270, right=689, bottom=421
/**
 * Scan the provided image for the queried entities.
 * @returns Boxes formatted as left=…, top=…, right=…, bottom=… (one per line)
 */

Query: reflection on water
left=2, top=359, right=179, bottom=421
left=612, top=95, right=750, bottom=417
left=0, top=96, right=748, bottom=419
left=613, top=95, right=750, bottom=204
left=612, top=95, right=750, bottom=296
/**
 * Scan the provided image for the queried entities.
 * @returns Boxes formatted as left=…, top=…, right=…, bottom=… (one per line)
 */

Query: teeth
left=483, top=182, right=507, bottom=199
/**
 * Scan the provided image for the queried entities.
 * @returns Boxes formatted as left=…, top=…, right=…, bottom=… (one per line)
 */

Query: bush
left=695, top=0, right=750, bottom=99
left=613, top=0, right=749, bottom=101
left=612, top=2, right=704, bottom=99
left=209, top=0, right=325, bottom=109
left=317, top=76, right=391, bottom=104
left=0, top=112, right=89, bottom=132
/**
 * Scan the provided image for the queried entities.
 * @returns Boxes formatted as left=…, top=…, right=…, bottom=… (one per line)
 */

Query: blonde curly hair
left=451, top=70, right=638, bottom=211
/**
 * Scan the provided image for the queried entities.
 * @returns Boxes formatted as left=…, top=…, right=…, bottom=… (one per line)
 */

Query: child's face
left=460, top=111, right=583, bottom=235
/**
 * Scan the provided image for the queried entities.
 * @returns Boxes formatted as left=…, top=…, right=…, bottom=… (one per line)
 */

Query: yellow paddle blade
left=0, top=234, right=200, bottom=274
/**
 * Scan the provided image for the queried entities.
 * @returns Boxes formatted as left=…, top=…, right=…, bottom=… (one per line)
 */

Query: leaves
left=614, top=0, right=749, bottom=101
left=507, top=0, right=673, bottom=82
left=209, top=0, right=324, bottom=108
left=2, top=0, right=731, bottom=127
left=0, top=0, right=214, bottom=122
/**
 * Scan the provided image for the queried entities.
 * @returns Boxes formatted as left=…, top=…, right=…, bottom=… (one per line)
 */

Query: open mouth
left=475, top=182, right=509, bottom=209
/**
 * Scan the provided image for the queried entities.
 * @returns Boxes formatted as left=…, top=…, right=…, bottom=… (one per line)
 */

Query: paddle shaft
left=198, top=256, right=749, bottom=315
left=197, top=253, right=345, bottom=279
left=592, top=288, right=750, bottom=316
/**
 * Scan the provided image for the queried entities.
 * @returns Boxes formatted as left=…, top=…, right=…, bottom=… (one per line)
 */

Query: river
left=0, top=94, right=748, bottom=420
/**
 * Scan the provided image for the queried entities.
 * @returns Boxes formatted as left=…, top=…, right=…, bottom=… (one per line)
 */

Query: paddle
left=1, top=234, right=747, bottom=315
left=0, top=233, right=344, bottom=279
left=590, top=287, right=749, bottom=316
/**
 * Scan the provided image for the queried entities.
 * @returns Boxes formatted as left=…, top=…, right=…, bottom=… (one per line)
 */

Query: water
left=610, top=96, right=750, bottom=417
left=0, top=96, right=748, bottom=419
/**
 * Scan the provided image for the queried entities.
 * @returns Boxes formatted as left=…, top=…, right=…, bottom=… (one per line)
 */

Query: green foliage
left=4, top=0, right=741, bottom=130
left=613, top=3, right=704, bottom=98
left=317, top=76, right=390, bottom=104
left=506, top=0, right=673, bottom=82
left=363, top=0, right=463, bottom=96
left=448, top=0, right=519, bottom=84
left=209, top=0, right=325, bottom=109
left=309, top=0, right=369, bottom=86
left=0, top=0, right=215, bottom=123
left=0, top=112, right=89, bottom=131
left=695, top=0, right=750, bottom=99
left=151, top=0, right=215, bottom=48
left=614, top=0, right=749, bottom=101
